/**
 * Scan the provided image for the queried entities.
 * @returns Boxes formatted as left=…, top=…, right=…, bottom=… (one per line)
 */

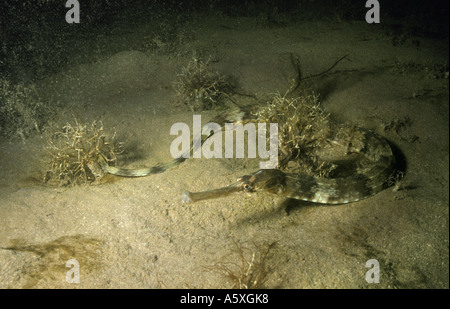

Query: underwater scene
left=0, top=0, right=448, bottom=290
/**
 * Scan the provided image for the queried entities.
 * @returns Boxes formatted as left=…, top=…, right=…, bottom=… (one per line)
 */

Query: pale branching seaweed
left=204, top=240, right=277, bottom=289
left=256, top=91, right=334, bottom=177
left=44, top=119, right=122, bottom=186
left=0, top=78, right=52, bottom=141
left=173, top=56, right=232, bottom=111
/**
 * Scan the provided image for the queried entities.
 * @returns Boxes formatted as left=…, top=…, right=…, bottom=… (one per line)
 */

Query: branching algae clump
left=173, top=56, right=232, bottom=111
left=0, top=78, right=52, bottom=141
left=44, top=119, right=122, bottom=186
left=204, top=241, right=278, bottom=289
left=256, top=91, right=334, bottom=177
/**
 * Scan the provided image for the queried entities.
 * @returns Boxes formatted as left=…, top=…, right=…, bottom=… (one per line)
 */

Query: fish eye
left=243, top=183, right=251, bottom=191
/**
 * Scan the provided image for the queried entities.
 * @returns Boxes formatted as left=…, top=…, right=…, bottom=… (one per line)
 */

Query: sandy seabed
left=0, top=16, right=448, bottom=289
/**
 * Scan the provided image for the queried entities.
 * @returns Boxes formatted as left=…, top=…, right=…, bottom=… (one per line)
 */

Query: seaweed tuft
left=204, top=240, right=278, bottom=289
left=43, top=119, right=122, bottom=186
left=173, top=56, right=232, bottom=111
left=0, top=78, right=52, bottom=142
left=256, top=91, right=333, bottom=176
